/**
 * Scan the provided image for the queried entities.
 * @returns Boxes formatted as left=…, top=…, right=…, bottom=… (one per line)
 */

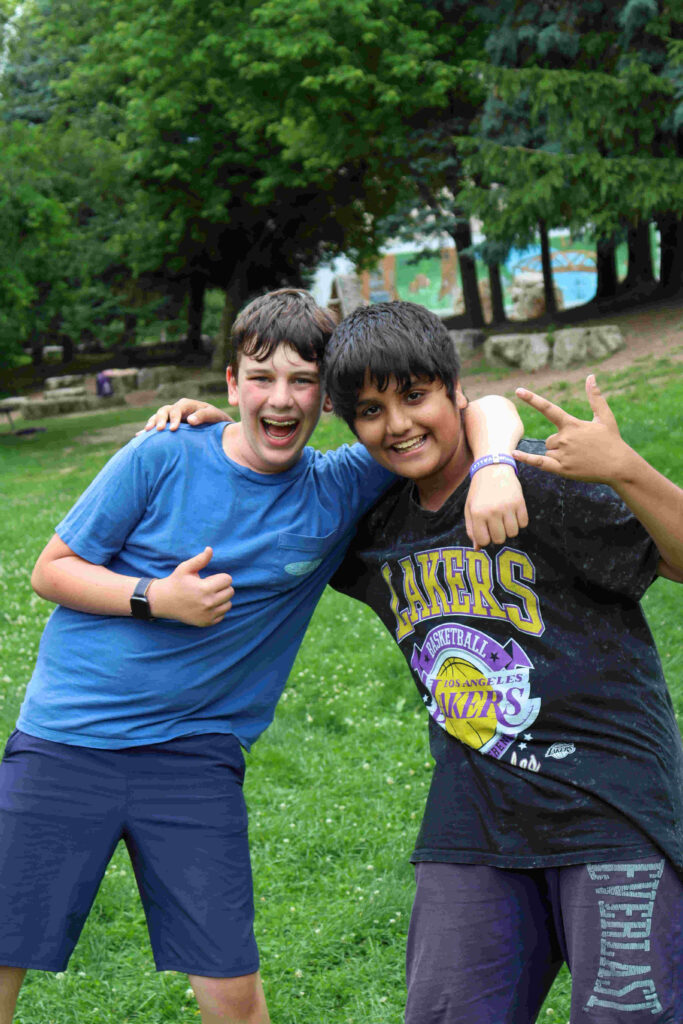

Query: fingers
left=140, top=405, right=173, bottom=433
left=185, top=405, right=217, bottom=425
left=515, top=388, right=572, bottom=428
left=512, top=449, right=562, bottom=475
left=585, top=374, right=617, bottom=427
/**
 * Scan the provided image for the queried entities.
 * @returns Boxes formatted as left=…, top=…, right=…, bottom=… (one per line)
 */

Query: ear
left=226, top=366, right=239, bottom=406
left=454, top=381, right=468, bottom=410
left=322, top=394, right=333, bottom=414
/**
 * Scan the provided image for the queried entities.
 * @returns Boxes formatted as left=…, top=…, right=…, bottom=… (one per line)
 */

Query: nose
left=386, top=403, right=411, bottom=436
left=270, top=377, right=294, bottom=409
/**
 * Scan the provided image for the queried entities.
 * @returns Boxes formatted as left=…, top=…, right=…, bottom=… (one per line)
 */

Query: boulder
left=449, top=329, right=486, bottom=355
left=483, top=334, right=526, bottom=368
left=519, top=334, right=551, bottom=373
left=551, top=328, right=589, bottom=370
left=585, top=325, right=625, bottom=359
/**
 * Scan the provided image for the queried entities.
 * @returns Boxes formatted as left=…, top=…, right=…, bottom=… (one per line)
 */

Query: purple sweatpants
left=405, top=859, right=682, bottom=1024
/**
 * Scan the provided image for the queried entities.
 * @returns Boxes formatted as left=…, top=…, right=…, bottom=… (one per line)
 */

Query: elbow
left=657, top=559, right=683, bottom=584
left=31, top=562, right=55, bottom=602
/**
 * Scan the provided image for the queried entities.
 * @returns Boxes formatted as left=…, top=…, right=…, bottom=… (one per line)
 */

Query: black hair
left=230, top=288, right=336, bottom=373
left=324, top=301, right=461, bottom=430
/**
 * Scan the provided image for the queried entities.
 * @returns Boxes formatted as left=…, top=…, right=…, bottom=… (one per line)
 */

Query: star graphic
left=518, top=742, right=527, bottom=750
left=489, top=652, right=500, bottom=663
left=523, top=733, right=533, bottom=741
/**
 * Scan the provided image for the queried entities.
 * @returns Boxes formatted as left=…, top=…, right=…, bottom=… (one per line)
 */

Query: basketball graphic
left=432, top=655, right=498, bottom=750
left=411, top=623, right=540, bottom=759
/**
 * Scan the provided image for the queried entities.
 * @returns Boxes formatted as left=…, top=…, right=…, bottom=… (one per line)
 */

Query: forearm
left=465, top=396, right=524, bottom=458
left=31, top=535, right=234, bottom=624
left=32, top=547, right=140, bottom=616
left=610, top=445, right=683, bottom=579
left=463, top=396, right=528, bottom=548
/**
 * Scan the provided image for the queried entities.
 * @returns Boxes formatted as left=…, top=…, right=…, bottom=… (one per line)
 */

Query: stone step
left=45, top=374, right=86, bottom=390
left=22, top=394, right=126, bottom=419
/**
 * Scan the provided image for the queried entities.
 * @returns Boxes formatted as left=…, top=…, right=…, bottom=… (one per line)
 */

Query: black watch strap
left=130, top=576, right=157, bottom=621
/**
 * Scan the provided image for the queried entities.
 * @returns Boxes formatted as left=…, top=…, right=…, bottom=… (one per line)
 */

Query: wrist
left=130, top=576, right=158, bottom=621
left=608, top=442, right=642, bottom=490
left=470, top=454, right=518, bottom=479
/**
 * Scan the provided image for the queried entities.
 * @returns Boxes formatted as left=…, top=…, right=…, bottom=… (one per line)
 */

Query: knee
left=190, top=971, right=266, bottom=1023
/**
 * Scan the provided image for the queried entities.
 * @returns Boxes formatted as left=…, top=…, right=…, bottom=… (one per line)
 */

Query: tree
left=456, top=0, right=682, bottom=304
left=0, top=121, right=71, bottom=367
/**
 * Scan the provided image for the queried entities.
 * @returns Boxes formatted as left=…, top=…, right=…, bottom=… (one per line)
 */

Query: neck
left=416, top=440, right=473, bottom=511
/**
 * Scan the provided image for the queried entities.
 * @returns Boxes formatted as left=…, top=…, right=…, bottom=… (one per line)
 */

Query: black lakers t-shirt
left=333, top=440, right=683, bottom=876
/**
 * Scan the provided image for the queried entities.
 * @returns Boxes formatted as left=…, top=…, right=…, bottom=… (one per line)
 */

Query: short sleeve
left=330, top=542, right=366, bottom=599
left=561, top=477, right=660, bottom=601
left=313, top=442, right=395, bottom=528
left=55, top=440, right=150, bottom=565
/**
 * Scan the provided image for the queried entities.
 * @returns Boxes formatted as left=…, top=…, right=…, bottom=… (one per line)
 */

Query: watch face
left=130, top=594, right=152, bottom=621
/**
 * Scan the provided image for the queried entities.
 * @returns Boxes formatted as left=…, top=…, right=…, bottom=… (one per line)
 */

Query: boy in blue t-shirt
left=323, top=301, right=683, bottom=1024
left=0, top=290, right=524, bottom=1024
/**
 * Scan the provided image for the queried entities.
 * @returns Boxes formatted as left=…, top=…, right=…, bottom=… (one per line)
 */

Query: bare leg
left=189, top=971, right=270, bottom=1024
left=0, top=967, right=26, bottom=1024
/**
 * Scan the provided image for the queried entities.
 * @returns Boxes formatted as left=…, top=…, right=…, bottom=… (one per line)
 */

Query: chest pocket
left=261, top=530, right=337, bottom=592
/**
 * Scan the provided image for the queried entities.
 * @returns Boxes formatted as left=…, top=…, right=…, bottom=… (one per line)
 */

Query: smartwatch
left=130, top=577, right=157, bottom=621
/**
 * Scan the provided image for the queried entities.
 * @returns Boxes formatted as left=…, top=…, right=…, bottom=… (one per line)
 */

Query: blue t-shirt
left=19, top=423, right=393, bottom=749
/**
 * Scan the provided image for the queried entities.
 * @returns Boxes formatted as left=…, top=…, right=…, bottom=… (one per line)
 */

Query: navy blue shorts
left=0, top=729, right=259, bottom=977
left=406, top=860, right=683, bottom=1024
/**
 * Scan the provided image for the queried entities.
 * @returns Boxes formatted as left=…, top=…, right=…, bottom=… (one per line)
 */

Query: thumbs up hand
left=150, top=547, right=235, bottom=626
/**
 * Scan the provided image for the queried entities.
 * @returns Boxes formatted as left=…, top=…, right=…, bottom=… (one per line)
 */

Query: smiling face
left=224, top=343, right=328, bottom=474
left=353, top=373, right=471, bottom=508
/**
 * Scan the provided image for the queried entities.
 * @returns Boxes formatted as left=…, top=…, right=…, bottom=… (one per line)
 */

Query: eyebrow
left=354, top=396, right=381, bottom=411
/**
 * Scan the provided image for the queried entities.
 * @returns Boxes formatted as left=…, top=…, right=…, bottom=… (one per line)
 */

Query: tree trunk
left=61, top=336, right=74, bottom=363
left=595, top=236, right=618, bottom=300
left=538, top=220, right=557, bottom=318
left=122, top=313, right=137, bottom=347
left=488, top=262, right=506, bottom=324
left=623, top=221, right=654, bottom=293
left=656, top=214, right=683, bottom=296
left=31, top=339, right=44, bottom=367
left=450, top=219, right=484, bottom=328
left=212, top=274, right=249, bottom=373
left=186, top=272, right=207, bottom=356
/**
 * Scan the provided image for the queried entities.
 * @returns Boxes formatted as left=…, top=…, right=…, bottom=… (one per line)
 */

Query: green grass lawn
left=0, top=360, right=681, bottom=1023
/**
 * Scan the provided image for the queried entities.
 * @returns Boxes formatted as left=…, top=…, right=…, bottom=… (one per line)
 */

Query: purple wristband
left=469, top=454, right=518, bottom=479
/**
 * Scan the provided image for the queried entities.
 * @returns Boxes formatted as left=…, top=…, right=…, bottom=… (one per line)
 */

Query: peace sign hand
left=512, top=375, right=629, bottom=485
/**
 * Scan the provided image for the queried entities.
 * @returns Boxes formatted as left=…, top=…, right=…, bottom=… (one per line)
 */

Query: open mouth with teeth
left=261, top=417, right=299, bottom=443
left=391, top=435, right=427, bottom=454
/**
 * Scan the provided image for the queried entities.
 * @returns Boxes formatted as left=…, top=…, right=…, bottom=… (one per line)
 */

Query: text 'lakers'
left=381, top=546, right=544, bottom=640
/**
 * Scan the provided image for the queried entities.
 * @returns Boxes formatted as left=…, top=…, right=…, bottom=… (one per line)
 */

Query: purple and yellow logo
left=411, top=624, right=540, bottom=759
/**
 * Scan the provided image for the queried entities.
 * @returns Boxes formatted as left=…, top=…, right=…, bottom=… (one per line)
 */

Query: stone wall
left=483, top=325, right=625, bottom=373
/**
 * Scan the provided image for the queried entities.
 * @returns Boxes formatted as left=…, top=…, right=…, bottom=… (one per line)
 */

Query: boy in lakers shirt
left=324, top=301, right=683, bottom=1024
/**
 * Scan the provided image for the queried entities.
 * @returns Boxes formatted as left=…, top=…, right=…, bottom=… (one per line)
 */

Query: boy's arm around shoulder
left=514, top=376, right=683, bottom=582
left=464, top=395, right=528, bottom=549
left=32, top=536, right=236, bottom=626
